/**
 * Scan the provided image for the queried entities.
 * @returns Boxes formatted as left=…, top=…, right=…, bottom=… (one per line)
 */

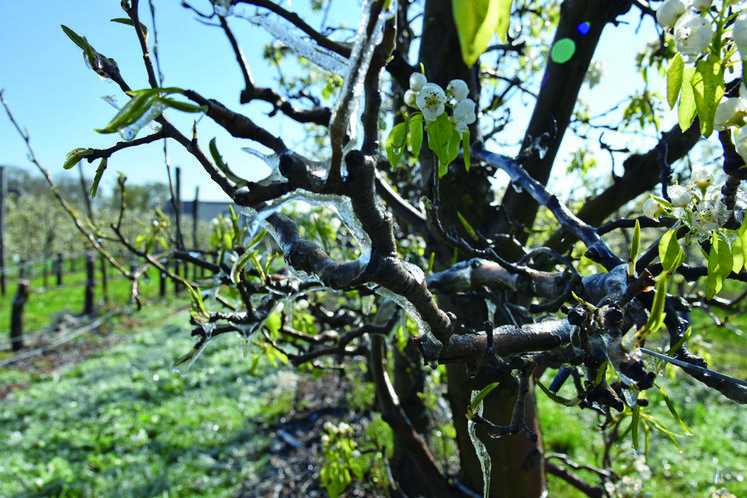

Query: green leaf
left=157, top=96, right=207, bottom=113
left=466, top=381, right=500, bottom=418
left=457, top=211, right=479, bottom=240
left=666, top=52, right=684, bottom=109
left=110, top=17, right=149, bottom=37
left=636, top=274, right=668, bottom=343
left=95, top=93, right=154, bottom=133
left=690, top=54, right=724, bottom=137
left=629, top=219, right=641, bottom=277
left=89, top=158, right=108, bottom=198
left=63, top=148, right=93, bottom=170
left=706, top=233, right=732, bottom=299
left=185, top=282, right=210, bottom=323
left=407, top=113, right=424, bottom=155
left=678, top=67, right=697, bottom=132
left=452, top=0, right=514, bottom=66
left=386, top=122, right=407, bottom=168
left=656, top=383, right=693, bottom=436
left=658, top=229, right=684, bottom=275
left=535, top=378, right=582, bottom=406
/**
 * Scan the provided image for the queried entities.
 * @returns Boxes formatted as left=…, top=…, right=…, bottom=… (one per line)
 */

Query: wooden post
left=55, top=252, right=64, bottom=286
left=0, top=166, right=6, bottom=296
left=10, top=279, right=29, bottom=352
left=83, top=252, right=95, bottom=315
left=159, top=257, right=167, bottom=298
left=193, top=186, right=200, bottom=280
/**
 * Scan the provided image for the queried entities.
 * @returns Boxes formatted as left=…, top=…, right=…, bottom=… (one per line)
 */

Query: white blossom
left=714, top=97, right=747, bottom=131
left=691, top=0, right=712, bottom=11
left=735, top=11, right=747, bottom=58
left=736, top=125, right=747, bottom=163
left=409, top=72, right=427, bottom=91
left=404, top=89, right=417, bottom=107
left=453, top=99, right=476, bottom=133
left=446, top=79, right=469, bottom=102
left=643, top=197, right=664, bottom=219
left=656, top=0, right=687, bottom=28
left=690, top=166, right=713, bottom=189
left=416, top=83, right=447, bottom=121
left=674, top=11, right=713, bottom=56
left=668, top=184, right=694, bottom=207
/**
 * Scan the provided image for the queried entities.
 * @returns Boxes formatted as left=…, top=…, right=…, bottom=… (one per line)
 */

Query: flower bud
left=674, top=11, right=713, bottom=56
left=453, top=99, right=476, bottom=133
left=668, top=184, right=693, bottom=207
left=734, top=11, right=747, bottom=58
left=409, top=73, right=427, bottom=91
left=446, top=79, right=470, bottom=102
left=656, top=0, right=687, bottom=28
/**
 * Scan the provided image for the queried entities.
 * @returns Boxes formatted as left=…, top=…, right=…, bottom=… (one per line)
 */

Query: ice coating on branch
left=241, top=146, right=282, bottom=185
left=120, top=100, right=166, bottom=141
left=173, top=322, right=214, bottom=376
left=242, top=190, right=372, bottom=282
left=329, top=0, right=386, bottom=149
left=245, top=13, right=348, bottom=74
left=373, top=285, right=443, bottom=366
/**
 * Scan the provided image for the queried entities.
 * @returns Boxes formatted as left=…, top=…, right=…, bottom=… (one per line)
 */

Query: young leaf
left=656, top=383, right=693, bottom=436
left=629, top=219, right=641, bottom=277
left=666, top=52, right=684, bottom=109
left=157, top=96, right=207, bottom=113
left=457, top=211, right=479, bottom=240
left=110, top=17, right=149, bottom=37
left=678, top=67, right=697, bottom=132
left=386, top=122, right=407, bottom=169
left=452, top=0, right=514, bottom=66
left=63, top=148, right=93, bottom=170
left=407, top=113, right=424, bottom=155
left=690, top=54, right=725, bottom=137
left=466, top=381, right=500, bottom=419
left=89, top=158, right=108, bottom=198
left=658, top=229, right=684, bottom=275
left=95, top=94, right=154, bottom=133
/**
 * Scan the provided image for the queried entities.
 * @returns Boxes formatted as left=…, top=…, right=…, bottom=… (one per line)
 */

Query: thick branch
left=473, top=146, right=622, bottom=270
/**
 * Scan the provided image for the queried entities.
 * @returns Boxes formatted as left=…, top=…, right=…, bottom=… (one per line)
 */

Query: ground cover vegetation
left=4, top=0, right=747, bottom=496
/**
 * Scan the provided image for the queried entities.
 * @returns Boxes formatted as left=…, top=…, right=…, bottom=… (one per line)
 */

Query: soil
left=238, top=373, right=382, bottom=498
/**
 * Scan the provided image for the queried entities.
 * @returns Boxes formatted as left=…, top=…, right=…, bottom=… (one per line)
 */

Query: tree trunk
left=417, top=1, right=545, bottom=495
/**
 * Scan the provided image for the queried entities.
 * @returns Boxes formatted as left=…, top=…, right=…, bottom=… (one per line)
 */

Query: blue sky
left=1, top=1, right=666, bottom=202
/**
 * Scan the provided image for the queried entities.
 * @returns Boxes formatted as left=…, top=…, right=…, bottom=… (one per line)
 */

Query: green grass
left=0, top=308, right=298, bottom=498
left=0, top=260, right=170, bottom=334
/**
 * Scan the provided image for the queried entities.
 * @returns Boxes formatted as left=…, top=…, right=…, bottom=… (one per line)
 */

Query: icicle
left=374, top=285, right=443, bottom=366
left=468, top=390, right=492, bottom=498
left=245, top=13, right=348, bottom=74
